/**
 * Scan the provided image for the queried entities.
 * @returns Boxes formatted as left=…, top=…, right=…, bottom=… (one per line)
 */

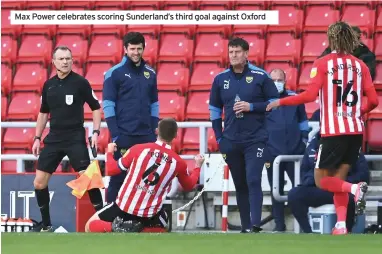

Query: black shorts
left=37, top=129, right=90, bottom=174
left=316, top=134, right=363, bottom=170
left=97, top=202, right=168, bottom=228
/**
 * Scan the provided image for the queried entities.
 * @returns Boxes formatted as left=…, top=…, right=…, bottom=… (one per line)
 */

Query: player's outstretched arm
left=105, top=143, right=133, bottom=176
left=177, top=154, right=205, bottom=191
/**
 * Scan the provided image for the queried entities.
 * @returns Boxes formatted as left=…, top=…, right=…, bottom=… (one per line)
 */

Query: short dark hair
left=52, top=46, right=72, bottom=58
left=123, top=32, right=145, bottom=49
left=228, top=37, right=249, bottom=51
left=158, top=118, right=178, bottom=143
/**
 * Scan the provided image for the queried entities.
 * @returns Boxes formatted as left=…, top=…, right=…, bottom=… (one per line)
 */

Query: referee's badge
left=246, top=76, right=253, bottom=83
left=144, top=71, right=150, bottom=79
left=65, top=95, right=73, bottom=105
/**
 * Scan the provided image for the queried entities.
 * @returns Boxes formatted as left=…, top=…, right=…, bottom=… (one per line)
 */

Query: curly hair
left=327, top=21, right=360, bottom=54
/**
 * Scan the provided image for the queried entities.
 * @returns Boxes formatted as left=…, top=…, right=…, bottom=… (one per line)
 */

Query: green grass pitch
left=2, top=233, right=381, bottom=254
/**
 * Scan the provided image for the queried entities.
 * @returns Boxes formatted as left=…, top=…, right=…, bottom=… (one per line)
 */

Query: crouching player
left=85, top=118, right=205, bottom=233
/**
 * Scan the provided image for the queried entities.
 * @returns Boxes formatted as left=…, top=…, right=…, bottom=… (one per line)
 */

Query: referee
left=31, top=46, right=103, bottom=232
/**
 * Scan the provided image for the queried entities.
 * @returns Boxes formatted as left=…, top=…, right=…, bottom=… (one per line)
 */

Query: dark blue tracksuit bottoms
left=220, top=138, right=265, bottom=230
left=288, top=185, right=356, bottom=233
left=106, top=134, right=155, bottom=202
left=266, top=160, right=295, bottom=230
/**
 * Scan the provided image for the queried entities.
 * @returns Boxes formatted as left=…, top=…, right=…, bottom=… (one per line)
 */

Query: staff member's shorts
left=37, top=128, right=90, bottom=174
left=315, top=134, right=363, bottom=171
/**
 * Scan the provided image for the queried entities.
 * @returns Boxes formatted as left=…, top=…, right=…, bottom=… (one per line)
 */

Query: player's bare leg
left=314, top=165, right=368, bottom=235
left=32, top=170, right=54, bottom=232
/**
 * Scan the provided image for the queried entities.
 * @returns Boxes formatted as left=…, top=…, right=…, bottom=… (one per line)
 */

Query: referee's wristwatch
left=93, top=130, right=100, bottom=136
left=34, top=136, right=41, bottom=142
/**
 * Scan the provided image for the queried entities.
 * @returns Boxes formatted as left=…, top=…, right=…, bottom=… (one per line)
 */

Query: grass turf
left=2, top=233, right=381, bottom=254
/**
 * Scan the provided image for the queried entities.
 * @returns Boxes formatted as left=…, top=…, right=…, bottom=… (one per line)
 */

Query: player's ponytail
left=327, top=21, right=360, bottom=54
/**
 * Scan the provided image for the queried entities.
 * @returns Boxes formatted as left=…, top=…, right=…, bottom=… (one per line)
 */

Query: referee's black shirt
left=40, top=71, right=100, bottom=133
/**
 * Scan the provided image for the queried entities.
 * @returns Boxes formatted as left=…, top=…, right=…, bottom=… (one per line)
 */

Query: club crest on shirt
left=65, top=95, right=73, bottom=105
left=120, top=148, right=128, bottom=156
left=310, top=67, right=317, bottom=78
left=144, top=71, right=150, bottom=79
left=246, top=76, right=253, bottom=83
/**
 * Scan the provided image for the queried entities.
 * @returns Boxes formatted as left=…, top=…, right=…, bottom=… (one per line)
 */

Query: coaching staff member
left=209, top=37, right=279, bottom=233
left=31, top=46, right=103, bottom=232
left=103, top=32, right=159, bottom=202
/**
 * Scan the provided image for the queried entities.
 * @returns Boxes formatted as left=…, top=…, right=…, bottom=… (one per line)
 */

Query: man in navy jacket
left=288, top=132, right=370, bottom=233
left=209, top=38, right=279, bottom=232
left=102, top=32, right=159, bottom=202
left=265, top=68, right=309, bottom=232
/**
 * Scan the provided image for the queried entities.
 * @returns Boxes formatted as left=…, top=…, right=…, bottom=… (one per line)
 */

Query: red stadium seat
left=196, top=25, right=232, bottom=39
left=88, top=35, right=123, bottom=64
left=1, top=36, right=17, bottom=65
left=92, top=7, right=126, bottom=37
left=302, top=33, right=328, bottom=62
left=161, top=25, right=197, bottom=38
left=7, top=92, right=40, bottom=121
left=268, top=6, right=303, bottom=35
left=304, top=98, right=320, bottom=119
left=127, top=25, right=161, bottom=38
left=1, top=9, right=22, bottom=37
left=3, top=127, right=35, bottom=150
left=17, top=35, right=53, bottom=67
left=84, top=91, right=103, bottom=121
left=162, top=1, right=196, bottom=10
left=375, top=62, right=382, bottom=91
left=186, top=92, right=210, bottom=120
left=181, top=128, right=218, bottom=153
left=2, top=96, right=8, bottom=120
left=234, top=34, right=265, bottom=66
left=142, top=35, right=158, bottom=66
left=1, top=64, right=12, bottom=96
left=1, top=149, right=30, bottom=173
left=341, top=5, right=376, bottom=37
left=13, top=64, right=47, bottom=93
left=157, top=63, right=190, bottom=94
left=2, top=0, right=26, bottom=9
left=158, top=92, right=186, bottom=121
left=61, top=1, right=94, bottom=9
left=284, top=68, right=298, bottom=92
left=94, top=1, right=127, bottom=9
left=198, top=1, right=233, bottom=10
left=375, top=33, right=382, bottom=60
left=368, top=96, right=382, bottom=120
left=194, top=34, right=228, bottom=66
left=234, top=2, right=265, bottom=10
left=189, top=63, right=224, bottom=91
left=55, top=35, right=88, bottom=66
left=158, top=34, right=194, bottom=66
left=298, top=61, right=314, bottom=91
left=57, top=7, right=92, bottom=38
left=130, top=1, right=161, bottom=10
left=232, top=5, right=265, bottom=37
left=26, top=1, right=60, bottom=9
left=85, top=63, right=112, bottom=91
left=377, top=6, right=382, bottom=32
left=304, top=5, right=340, bottom=32
left=366, top=120, right=382, bottom=152
left=265, top=33, right=301, bottom=65
left=269, top=1, right=304, bottom=9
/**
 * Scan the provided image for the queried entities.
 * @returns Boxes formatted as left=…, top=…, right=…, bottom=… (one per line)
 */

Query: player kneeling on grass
left=85, top=118, right=205, bottom=233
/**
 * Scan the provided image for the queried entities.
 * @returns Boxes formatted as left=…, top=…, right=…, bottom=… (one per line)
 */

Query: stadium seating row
left=2, top=60, right=382, bottom=96
left=2, top=2, right=382, bottom=38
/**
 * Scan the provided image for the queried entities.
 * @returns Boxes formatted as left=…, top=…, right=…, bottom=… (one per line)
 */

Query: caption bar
left=10, top=10, right=279, bottom=25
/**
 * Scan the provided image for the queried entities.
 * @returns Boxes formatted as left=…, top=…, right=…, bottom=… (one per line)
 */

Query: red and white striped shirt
left=106, top=140, right=200, bottom=217
left=279, top=51, right=378, bottom=137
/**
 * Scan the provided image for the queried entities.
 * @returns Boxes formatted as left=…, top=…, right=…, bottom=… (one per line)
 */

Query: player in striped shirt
left=267, top=21, right=379, bottom=235
left=85, top=118, right=205, bottom=233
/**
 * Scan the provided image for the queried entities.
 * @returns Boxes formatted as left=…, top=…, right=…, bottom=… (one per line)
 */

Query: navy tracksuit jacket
left=288, top=133, right=370, bottom=233
left=103, top=56, right=159, bottom=202
left=265, top=90, right=309, bottom=230
left=209, top=63, right=279, bottom=230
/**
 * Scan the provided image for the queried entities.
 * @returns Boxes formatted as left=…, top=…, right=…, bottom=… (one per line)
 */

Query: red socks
left=333, top=193, right=348, bottom=222
left=320, top=177, right=352, bottom=193
left=89, top=220, right=112, bottom=232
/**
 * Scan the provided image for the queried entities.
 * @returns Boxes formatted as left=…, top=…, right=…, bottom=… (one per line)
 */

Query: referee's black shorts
left=315, top=134, right=363, bottom=171
left=37, top=128, right=90, bottom=174
left=97, top=202, right=168, bottom=228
